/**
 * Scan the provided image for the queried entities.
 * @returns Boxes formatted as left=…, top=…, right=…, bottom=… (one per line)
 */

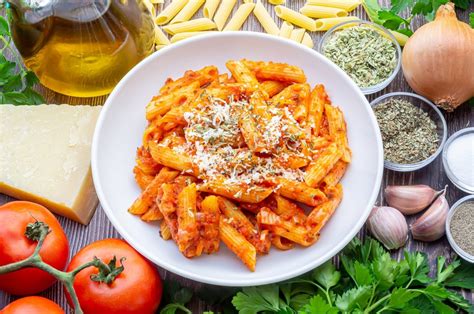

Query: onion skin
left=402, top=2, right=474, bottom=111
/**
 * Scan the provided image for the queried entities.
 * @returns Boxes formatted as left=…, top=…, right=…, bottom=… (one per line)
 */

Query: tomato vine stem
left=0, top=222, right=122, bottom=314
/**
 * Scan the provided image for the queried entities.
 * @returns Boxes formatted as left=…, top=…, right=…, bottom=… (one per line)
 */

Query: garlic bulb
left=411, top=190, right=449, bottom=242
left=367, top=206, right=408, bottom=250
left=385, top=185, right=444, bottom=215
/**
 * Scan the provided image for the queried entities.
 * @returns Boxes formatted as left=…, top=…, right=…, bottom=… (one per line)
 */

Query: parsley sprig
left=0, top=13, right=44, bottom=105
left=232, top=238, right=474, bottom=313
left=362, top=0, right=474, bottom=36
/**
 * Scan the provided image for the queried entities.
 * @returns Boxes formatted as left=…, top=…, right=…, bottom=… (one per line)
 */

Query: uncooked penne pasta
left=151, top=0, right=164, bottom=3
left=269, top=0, right=285, bottom=4
left=143, top=0, right=156, bottom=16
left=300, top=5, right=348, bottom=18
left=164, top=18, right=216, bottom=34
left=279, top=21, right=293, bottom=38
left=155, top=0, right=189, bottom=25
left=389, top=30, right=409, bottom=46
left=170, top=0, right=205, bottom=23
left=203, top=0, right=221, bottom=18
left=154, top=25, right=171, bottom=45
left=301, top=32, right=314, bottom=48
left=223, top=2, right=255, bottom=31
left=275, top=5, right=316, bottom=31
left=306, top=0, right=361, bottom=12
left=155, top=44, right=168, bottom=51
left=314, top=16, right=359, bottom=31
left=253, top=0, right=280, bottom=35
left=213, top=0, right=237, bottom=30
left=289, top=28, right=305, bottom=43
left=170, top=31, right=219, bottom=43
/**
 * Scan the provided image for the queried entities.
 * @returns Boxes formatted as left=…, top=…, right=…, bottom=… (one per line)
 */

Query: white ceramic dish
left=92, top=32, right=383, bottom=286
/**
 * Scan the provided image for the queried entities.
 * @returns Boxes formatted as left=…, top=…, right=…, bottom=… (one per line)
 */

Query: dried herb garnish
left=373, top=98, right=438, bottom=164
left=323, top=25, right=397, bottom=88
left=450, top=201, right=474, bottom=256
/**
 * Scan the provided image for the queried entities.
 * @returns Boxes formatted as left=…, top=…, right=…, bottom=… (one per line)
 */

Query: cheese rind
left=0, top=104, right=101, bottom=224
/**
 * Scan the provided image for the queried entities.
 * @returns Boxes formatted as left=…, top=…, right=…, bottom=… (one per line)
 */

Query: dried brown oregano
left=373, top=99, right=438, bottom=164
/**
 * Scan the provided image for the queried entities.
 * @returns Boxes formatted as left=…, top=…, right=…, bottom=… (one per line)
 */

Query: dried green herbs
left=373, top=99, right=438, bottom=164
left=323, top=26, right=397, bottom=88
left=451, top=201, right=474, bottom=256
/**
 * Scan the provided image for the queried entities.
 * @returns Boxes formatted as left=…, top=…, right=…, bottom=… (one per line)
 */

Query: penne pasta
left=289, top=28, right=305, bottom=43
left=213, top=0, right=237, bottom=30
left=151, top=0, right=164, bottom=3
left=306, top=0, right=361, bottom=12
left=159, top=220, right=172, bottom=240
left=155, top=0, right=189, bottom=25
left=322, top=160, right=347, bottom=187
left=260, top=80, right=287, bottom=97
left=276, top=177, right=327, bottom=206
left=176, top=183, right=201, bottom=257
left=164, top=18, right=216, bottom=35
left=220, top=217, right=257, bottom=271
left=253, top=0, right=280, bottom=35
left=154, top=25, right=171, bottom=45
left=170, top=31, right=219, bottom=43
left=243, top=60, right=307, bottom=83
left=300, top=5, right=348, bottom=18
left=308, top=84, right=329, bottom=136
left=314, top=16, right=359, bottom=31
left=304, top=143, right=343, bottom=187
left=199, top=180, right=273, bottom=203
left=203, top=0, right=221, bottom=19
left=226, top=60, right=259, bottom=86
left=307, top=184, right=343, bottom=233
left=200, top=195, right=221, bottom=253
left=274, top=5, right=317, bottom=32
left=301, top=32, right=314, bottom=48
left=223, top=2, right=255, bottom=31
left=149, top=142, right=197, bottom=175
left=141, top=204, right=164, bottom=221
left=324, top=103, right=351, bottom=162
left=279, top=21, right=293, bottom=38
left=170, top=0, right=205, bottom=23
left=269, top=0, right=285, bottom=4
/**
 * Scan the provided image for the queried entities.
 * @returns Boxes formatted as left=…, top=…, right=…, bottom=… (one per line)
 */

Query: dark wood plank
left=1, top=0, right=473, bottom=311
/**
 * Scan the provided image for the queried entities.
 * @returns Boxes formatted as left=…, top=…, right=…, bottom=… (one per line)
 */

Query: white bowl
left=91, top=32, right=383, bottom=286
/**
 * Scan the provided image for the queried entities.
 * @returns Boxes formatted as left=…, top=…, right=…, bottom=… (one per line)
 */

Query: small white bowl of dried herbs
left=318, top=20, right=401, bottom=95
left=370, top=92, right=447, bottom=172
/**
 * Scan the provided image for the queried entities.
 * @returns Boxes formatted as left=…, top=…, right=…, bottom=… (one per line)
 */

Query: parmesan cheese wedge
left=0, top=104, right=101, bottom=224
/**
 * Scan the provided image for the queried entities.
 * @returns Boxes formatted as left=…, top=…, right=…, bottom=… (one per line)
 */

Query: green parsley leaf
left=232, top=285, right=282, bottom=314
left=0, top=15, right=9, bottom=36
left=394, top=28, right=414, bottom=36
left=412, top=0, right=449, bottom=21
left=444, top=260, right=474, bottom=289
left=387, top=288, right=421, bottom=309
left=378, top=10, right=410, bottom=30
left=436, top=256, right=460, bottom=284
left=470, top=12, right=474, bottom=28
left=404, top=251, right=431, bottom=286
left=299, top=295, right=338, bottom=314
left=361, top=0, right=385, bottom=24
left=335, top=285, right=372, bottom=311
left=371, top=252, right=397, bottom=290
left=390, top=0, right=415, bottom=13
left=3, top=73, right=22, bottom=92
left=452, top=0, right=471, bottom=10
left=160, top=303, right=192, bottom=314
left=353, top=261, right=373, bottom=287
left=312, top=262, right=341, bottom=290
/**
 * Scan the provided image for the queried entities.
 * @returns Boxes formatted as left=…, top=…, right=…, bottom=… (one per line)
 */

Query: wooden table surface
left=1, top=1, right=473, bottom=312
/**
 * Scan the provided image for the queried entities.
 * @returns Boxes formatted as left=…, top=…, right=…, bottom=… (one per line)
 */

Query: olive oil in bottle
left=9, top=0, right=155, bottom=97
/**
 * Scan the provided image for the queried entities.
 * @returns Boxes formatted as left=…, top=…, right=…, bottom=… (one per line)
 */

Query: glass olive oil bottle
left=8, top=0, right=155, bottom=97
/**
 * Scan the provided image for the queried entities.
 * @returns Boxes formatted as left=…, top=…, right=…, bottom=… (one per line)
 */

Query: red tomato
left=0, top=201, right=69, bottom=295
left=0, top=296, right=64, bottom=314
left=66, top=239, right=162, bottom=314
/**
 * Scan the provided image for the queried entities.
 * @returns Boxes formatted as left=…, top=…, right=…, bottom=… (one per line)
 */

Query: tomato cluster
left=0, top=201, right=163, bottom=313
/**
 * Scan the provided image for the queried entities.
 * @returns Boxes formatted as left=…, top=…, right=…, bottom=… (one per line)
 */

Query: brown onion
left=402, top=2, right=474, bottom=111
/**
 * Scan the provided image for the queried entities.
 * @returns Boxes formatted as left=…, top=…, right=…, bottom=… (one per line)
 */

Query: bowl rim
left=442, top=127, right=474, bottom=194
left=446, top=194, right=474, bottom=263
left=370, top=91, right=447, bottom=172
left=91, top=31, right=384, bottom=286
left=317, top=20, right=402, bottom=95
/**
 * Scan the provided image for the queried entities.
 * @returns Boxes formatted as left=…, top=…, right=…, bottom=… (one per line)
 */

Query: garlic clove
left=385, top=185, right=443, bottom=215
left=411, top=189, right=449, bottom=242
left=367, top=206, right=408, bottom=250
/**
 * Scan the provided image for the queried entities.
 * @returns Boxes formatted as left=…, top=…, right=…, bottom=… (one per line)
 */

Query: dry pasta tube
left=306, top=0, right=361, bottom=12
left=269, top=0, right=285, bottom=4
left=214, top=0, right=237, bottom=30
left=164, top=18, right=216, bottom=35
left=170, top=31, right=219, bottom=43
left=155, top=44, right=168, bottom=51
left=300, top=5, right=348, bottom=18
left=203, top=0, right=221, bottom=18
left=275, top=5, right=316, bottom=31
left=253, top=0, right=280, bottom=35
left=389, top=30, right=409, bottom=46
left=223, top=2, right=255, bottom=31
left=170, top=0, right=205, bottom=23
left=314, top=16, right=359, bottom=31
left=289, top=28, right=305, bottom=43
left=155, top=0, right=189, bottom=25
left=301, top=32, right=314, bottom=48
left=151, top=0, right=164, bottom=3
left=155, top=25, right=171, bottom=44
left=279, top=21, right=293, bottom=38
left=143, top=0, right=156, bottom=16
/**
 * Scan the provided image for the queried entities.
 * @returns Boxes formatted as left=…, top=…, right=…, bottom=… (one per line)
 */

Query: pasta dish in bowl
left=92, top=32, right=383, bottom=285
